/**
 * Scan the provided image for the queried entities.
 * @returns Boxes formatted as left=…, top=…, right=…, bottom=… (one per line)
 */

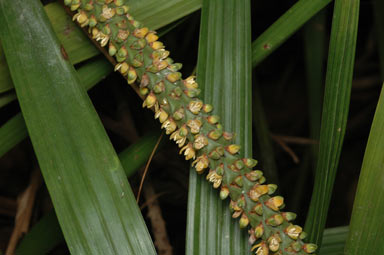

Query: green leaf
left=186, top=0, right=252, bottom=254
left=252, top=0, right=332, bottom=67
left=0, top=0, right=156, bottom=253
left=129, top=0, right=201, bottom=30
left=344, top=85, right=384, bottom=253
left=304, top=0, right=360, bottom=247
left=0, top=57, right=112, bottom=159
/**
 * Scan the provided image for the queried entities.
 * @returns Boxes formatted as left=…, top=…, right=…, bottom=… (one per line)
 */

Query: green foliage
left=186, top=0, right=251, bottom=254
left=304, top=0, right=360, bottom=246
left=0, top=0, right=383, bottom=254
left=344, top=85, right=384, bottom=254
left=0, top=0, right=155, bottom=253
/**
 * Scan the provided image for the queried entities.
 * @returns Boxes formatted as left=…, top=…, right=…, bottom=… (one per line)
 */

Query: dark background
left=0, top=0, right=382, bottom=253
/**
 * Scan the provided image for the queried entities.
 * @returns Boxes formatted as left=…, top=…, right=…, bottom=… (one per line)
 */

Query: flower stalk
left=64, top=0, right=318, bottom=254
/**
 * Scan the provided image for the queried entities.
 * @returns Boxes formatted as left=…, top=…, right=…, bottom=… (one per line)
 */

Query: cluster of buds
left=65, top=0, right=318, bottom=254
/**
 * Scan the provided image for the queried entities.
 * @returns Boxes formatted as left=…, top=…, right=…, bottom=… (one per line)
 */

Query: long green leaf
left=129, top=0, right=201, bottom=30
left=15, top=131, right=162, bottom=254
left=186, top=0, right=252, bottom=254
left=0, top=57, right=111, bottom=159
left=344, top=85, right=384, bottom=253
left=0, top=0, right=156, bottom=253
left=304, top=0, right=360, bottom=247
left=252, top=0, right=332, bottom=67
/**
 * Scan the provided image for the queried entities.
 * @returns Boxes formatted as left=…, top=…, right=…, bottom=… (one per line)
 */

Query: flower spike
left=65, top=1, right=318, bottom=254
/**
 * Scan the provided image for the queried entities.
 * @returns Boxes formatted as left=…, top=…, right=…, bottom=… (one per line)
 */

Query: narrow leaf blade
left=0, top=0, right=156, bottom=253
left=186, top=0, right=252, bottom=254
left=304, top=0, right=360, bottom=247
left=344, top=85, right=384, bottom=253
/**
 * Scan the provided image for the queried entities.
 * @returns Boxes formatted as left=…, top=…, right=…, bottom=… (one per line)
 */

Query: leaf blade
left=304, top=0, right=360, bottom=247
left=0, top=0, right=156, bottom=253
left=344, top=85, right=384, bottom=253
left=186, top=0, right=252, bottom=254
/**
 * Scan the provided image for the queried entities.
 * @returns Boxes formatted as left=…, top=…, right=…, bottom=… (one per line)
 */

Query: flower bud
left=285, top=225, right=302, bottom=240
left=254, top=223, right=264, bottom=238
left=108, top=43, right=117, bottom=56
left=127, top=67, right=137, bottom=84
left=172, top=108, right=185, bottom=121
left=282, top=212, right=297, bottom=222
left=180, top=143, right=196, bottom=160
left=133, top=27, right=149, bottom=38
left=142, top=92, right=157, bottom=109
left=267, top=184, right=278, bottom=194
left=188, top=100, right=203, bottom=114
left=220, top=186, right=229, bottom=200
left=226, top=144, right=240, bottom=154
left=154, top=108, right=168, bottom=123
left=203, top=104, right=213, bottom=113
left=150, top=41, right=164, bottom=50
left=239, top=213, right=249, bottom=228
left=245, top=170, right=263, bottom=182
left=146, top=32, right=159, bottom=43
left=266, top=214, right=284, bottom=226
left=207, top=115, right=220, bottom=125
left=265, top=196, right=284, bottom=211
left=243, top=158, right=258, bottom=168
left=303, top=243, right=317, bottom=253
left=167, top=72, right=182, bottom=83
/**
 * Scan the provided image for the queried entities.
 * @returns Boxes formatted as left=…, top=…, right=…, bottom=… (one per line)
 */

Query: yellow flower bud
left=192, top=155, right=209, bottom=174
left=239, top=213, right=249, bottom=228
left=151, top=41, right=164, bottom=50
left=133, top=27, right=149, bottom=38
left=146, top=32, right=159, bottom=43
left=188, top=100, right=203, bottom=115
left=161, top=118, right=177, bottom=135
left=154, top=108, right=168, bottom=123
left=180, top=143, right=196, bottom=160
left=226, top=144, right=240, bottom=154
left=142, top=93, right=157, bottom=109
left=187, top=119, right=202, bottom=134
left=206, top=171, right=222, bottom=189
left=265, top=196, right=284, bottom=211
left=285, top=225, right=302, bottom=240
